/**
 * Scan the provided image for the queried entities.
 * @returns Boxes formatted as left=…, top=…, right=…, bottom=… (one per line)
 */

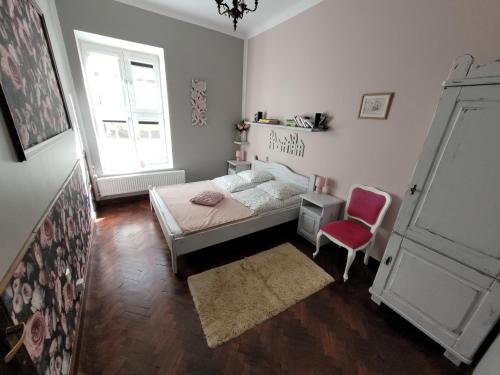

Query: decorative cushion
left=190, top=191, right=224, bottom=206
left=321, top=220, right=372, bottom=249
left=347, top=187, right=387, bottom=225
left=256, top=180, right=302, bottom=200
left=212, top=175, right=254, bottom=193
left=237, top=170, right=274, bottom=184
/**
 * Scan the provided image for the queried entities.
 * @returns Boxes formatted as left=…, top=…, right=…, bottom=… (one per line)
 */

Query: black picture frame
left=0, top=0, right=72, bottom=161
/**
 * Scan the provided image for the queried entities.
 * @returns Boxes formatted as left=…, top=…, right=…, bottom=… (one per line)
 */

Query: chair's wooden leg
left=344, top=249, right=356, bottom=282
left=313, top=231, right=323, bottom=258
left=363, top=241, right=372, bottom=265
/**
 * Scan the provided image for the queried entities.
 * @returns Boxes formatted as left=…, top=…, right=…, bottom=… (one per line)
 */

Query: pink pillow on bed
left=190, top=190, right=224, bottom=206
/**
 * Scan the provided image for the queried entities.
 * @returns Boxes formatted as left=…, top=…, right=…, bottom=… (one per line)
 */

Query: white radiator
left=95, top=170, right=185, bottom=199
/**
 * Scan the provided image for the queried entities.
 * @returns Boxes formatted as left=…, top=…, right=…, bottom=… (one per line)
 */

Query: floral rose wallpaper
left=0, top=0, right=71, bottom=153
left=1, top=164, right=93, bottom=375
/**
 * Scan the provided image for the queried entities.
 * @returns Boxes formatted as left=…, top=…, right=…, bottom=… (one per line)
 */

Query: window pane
left=103, top=121, right=128, bottom=139
left=85, top=52, right=127, bottom=111
left=130, top=61, right=160, bottom=111
left=100, top=120, right=138, bottom=173
left=135, top=121, right=167, bottom=166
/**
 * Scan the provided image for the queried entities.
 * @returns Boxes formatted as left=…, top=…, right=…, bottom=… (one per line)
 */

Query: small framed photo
left=359, top=92, right=394, bottom=119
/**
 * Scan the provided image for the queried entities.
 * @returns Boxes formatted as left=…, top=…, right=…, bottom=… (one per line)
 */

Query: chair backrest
left=345, top=185, right=392, bottom=233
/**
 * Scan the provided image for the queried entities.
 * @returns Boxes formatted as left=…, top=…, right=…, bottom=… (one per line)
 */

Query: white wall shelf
left=246, top=122, right=327, bottom=132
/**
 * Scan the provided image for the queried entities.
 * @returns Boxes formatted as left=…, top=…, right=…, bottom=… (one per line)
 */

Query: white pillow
left=237, top=170, right=274, bottom=184
left=257, top=180, right=303, bottom=200
left=212, top=175, right=254, bottom=193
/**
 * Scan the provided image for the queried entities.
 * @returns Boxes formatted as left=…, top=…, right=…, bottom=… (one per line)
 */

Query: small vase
left=240, top=130, right=247, bottom=142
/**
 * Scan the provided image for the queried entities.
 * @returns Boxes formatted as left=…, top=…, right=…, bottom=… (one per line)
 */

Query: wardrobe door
left=395, top=85, right=500, bottom=277
left=379, top=238, right=493, bottom=348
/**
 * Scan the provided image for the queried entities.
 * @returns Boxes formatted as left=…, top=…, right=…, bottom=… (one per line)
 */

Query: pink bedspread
left=155, top=181, right=254, bottom=235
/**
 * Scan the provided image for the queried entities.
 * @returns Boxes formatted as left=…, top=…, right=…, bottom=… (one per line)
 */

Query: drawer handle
left=384, top=256, right=393, bottom=266
left=4, top=323, right=26, bottom=364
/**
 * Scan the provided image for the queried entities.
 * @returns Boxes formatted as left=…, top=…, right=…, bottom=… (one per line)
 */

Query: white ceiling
left=115, top=0, right=323, bottom=39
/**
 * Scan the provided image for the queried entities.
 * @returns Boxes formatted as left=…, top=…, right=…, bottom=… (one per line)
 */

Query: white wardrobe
left=370, top=55, right=500, bottom=366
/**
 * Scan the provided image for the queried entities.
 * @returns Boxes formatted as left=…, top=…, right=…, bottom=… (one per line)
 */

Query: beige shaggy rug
left=187, top=243, right=334, bottom=348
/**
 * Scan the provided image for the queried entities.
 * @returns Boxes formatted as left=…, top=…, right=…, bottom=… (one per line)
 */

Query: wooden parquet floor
left=77, top=198, right=472, bottom=375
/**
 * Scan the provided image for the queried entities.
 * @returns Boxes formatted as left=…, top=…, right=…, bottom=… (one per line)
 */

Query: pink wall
left=244, top=0, right=500, bottom=260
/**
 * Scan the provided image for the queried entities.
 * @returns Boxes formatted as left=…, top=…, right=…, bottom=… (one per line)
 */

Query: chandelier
left=215, top=0, right=259, bottom=31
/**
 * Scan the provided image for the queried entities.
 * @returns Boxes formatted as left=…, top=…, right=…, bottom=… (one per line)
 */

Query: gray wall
left=0, top=0, right=79, bottom=279
left=55, top=0, right=244, bottom=181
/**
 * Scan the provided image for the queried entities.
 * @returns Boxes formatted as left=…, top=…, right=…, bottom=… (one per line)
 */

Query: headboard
left=252, top=160, right=315, bottom=192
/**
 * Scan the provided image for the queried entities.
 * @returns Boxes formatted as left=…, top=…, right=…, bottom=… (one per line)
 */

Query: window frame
left=76, top=33, right=173, bottom=176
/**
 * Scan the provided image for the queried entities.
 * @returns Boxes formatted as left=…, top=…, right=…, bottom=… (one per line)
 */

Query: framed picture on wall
left=358, top=92, right=394, bottom=119
left=0, top=0, right=72, bottom=161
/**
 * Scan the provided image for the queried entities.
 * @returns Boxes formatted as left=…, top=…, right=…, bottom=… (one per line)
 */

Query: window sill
left=100, top=164, right=175, bottom=178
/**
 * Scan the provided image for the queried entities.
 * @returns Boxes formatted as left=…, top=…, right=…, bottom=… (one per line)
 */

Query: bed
left=149, top=160, right=314, bottom=273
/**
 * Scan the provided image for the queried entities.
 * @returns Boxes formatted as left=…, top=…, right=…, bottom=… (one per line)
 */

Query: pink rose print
left=19, top=125, right=30, bottom=147
left=34, top=241, right=44, bottom=269
left=25, top=311, right=46, bottom=361
left=12, top=277, right=21, bottom=294
left=0, top=44, right=23, bottom=90
left=0, top=21, right=7, bottom=40
left=16, top=17, right=34, bottom=55
left=13, top=261, right=26, bottom=278
left=6, top=0, right=15, bottom=17
left=66, top=217, right=75, bottom=239
left=21, top=283, right=32, bottom=304
left=31, top=283, right=45, bottom=311
left=63, top=282, right=75, bottom=313
left=65, top=334, right=72, bottom=350
left=48, top=270, right=57, bottom=290
left=40, top=217, right=54, bottom=248
left=49, top=338, right=57, bottom=358
left=60, top=312, right=68, bottom=335
left=44, top=308, right=53, bottom=339
left=39, top=270, right=47, bottom=286
left=55, top=355, right=62, bottom=375
left=55, top=278, right=63, bottom=313
left=12, top=293, right=23, bottom=314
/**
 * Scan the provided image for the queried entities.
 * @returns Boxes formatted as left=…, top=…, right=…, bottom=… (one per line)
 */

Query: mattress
left=231, top=188, right=301, bottom=214
left=154, top=181, right=254, bottom=235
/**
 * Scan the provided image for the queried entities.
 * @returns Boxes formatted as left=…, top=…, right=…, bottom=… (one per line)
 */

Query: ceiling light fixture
left=215, top=0, right=259, bottom=31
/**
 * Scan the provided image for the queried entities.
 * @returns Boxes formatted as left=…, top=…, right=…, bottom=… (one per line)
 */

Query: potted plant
left=235, top=121, right=250, bottom=142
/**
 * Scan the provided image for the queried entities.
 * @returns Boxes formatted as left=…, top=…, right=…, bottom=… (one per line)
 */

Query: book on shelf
left=257, top=119, right=281, bottom=125
left=293, top=115, right=314, bottom=128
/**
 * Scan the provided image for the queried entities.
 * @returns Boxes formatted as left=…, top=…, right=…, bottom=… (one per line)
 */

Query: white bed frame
left=149, top=160, right=315, bottom=273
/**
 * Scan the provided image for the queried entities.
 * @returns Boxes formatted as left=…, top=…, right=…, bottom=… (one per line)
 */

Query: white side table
left=297, top=192, right=344, bottom=245
left=227, top=160, right=251, bottom=175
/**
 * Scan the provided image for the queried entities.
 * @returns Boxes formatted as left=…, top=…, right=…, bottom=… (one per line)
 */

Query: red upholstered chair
left=313, top=185, right=391, bottom=282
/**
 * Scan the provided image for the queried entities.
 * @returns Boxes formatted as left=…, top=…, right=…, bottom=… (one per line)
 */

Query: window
left=77, top=34, right=172, bottom=174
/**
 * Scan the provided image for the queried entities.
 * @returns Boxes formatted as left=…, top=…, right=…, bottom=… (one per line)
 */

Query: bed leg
left=171, top=252, right=178, bottom=274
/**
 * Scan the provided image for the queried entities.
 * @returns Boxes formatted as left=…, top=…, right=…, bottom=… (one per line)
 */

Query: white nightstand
left=297, top=192, right=344, bottom=245
left=227, top=160, right=251, bottom=175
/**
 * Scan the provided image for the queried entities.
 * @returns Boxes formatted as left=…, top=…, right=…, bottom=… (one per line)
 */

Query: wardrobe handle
left=3, top=323, right=26, bottom=364
left=384, top=256, right=393, bottom=266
